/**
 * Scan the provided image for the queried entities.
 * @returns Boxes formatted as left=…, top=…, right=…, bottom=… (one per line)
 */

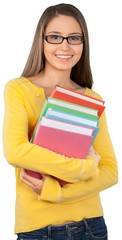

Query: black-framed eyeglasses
left=44, top=35, right=84, bottom=45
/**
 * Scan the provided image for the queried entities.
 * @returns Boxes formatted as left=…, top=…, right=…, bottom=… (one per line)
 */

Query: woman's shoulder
left=4, top=77, right=45, bottom=99
left=4, top=77, right=39, bottom=93
left=5, top=76, right=29, bottom=88
left=85, top=87, right=103, bottom=101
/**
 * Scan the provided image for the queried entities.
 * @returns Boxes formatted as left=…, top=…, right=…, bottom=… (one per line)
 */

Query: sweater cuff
left=38, top=176, right=61, bottom=202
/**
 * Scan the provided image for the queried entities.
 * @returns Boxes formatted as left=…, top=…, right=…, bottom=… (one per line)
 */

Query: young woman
left=3, top=3, right=118, bottom=240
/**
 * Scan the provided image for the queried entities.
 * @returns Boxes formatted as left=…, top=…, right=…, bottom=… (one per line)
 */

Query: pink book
left=26, top=117, right=94, bottom=184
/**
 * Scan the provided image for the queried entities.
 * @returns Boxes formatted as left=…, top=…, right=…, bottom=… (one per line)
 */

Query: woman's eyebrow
left=47, top=31, right=61, bottom=34
left=46, top=31, right=82, bottom=35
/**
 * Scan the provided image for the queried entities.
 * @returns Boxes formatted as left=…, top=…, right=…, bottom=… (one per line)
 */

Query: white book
left=40, top=117, right=94, bottom=136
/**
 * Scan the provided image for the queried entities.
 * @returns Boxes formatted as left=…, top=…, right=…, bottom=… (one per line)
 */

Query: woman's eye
left=50, top=35, right=60, bottom=39
left=70, top=36, right=80, bottom=41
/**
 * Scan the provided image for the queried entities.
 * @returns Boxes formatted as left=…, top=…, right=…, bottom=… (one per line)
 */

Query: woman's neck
left=28, top=66, right=84, bottom=93
left=40, top=68, right=72, bottom=89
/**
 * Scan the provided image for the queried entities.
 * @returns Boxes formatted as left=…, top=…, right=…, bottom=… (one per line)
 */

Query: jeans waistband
left=48, top=216, right=103, bottom=233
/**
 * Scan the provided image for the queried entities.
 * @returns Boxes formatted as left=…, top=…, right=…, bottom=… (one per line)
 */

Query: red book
left=50, top=85, right=105, bottom=117
left=26, top=117, right=94, bottom=184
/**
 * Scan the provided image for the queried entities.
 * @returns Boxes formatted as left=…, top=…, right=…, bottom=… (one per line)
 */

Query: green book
left=41, top=97, right=98, bottom=119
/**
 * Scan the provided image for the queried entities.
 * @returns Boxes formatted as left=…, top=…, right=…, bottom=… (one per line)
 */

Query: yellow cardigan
left=3, top=77, right=118, bottom=234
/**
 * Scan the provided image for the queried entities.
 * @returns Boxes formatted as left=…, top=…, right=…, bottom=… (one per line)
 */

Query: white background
left=0, top=0, right=121, bottom=239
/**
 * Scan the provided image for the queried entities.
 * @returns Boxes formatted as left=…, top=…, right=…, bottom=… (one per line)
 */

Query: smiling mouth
left=55, top=54, right=73, bottom=59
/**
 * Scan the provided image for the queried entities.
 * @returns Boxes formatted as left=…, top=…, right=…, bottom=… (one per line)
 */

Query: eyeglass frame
left=43, top=34, right=85, bottom=45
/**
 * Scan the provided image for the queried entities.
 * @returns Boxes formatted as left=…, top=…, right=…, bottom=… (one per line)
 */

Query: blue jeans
left=16, top=216, right=108, bottom=240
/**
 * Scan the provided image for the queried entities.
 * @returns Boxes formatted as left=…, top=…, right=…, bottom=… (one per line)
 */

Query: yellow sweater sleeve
left=3, top=79, right=98, bottom=183
left=40, top=111, right=118, bottom=202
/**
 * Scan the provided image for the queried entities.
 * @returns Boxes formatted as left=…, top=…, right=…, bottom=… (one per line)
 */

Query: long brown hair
left=21, top=3, right=93, bottom=88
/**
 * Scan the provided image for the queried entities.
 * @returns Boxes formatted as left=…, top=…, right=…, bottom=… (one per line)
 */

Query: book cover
left=27, top=117, right=94, bottom=184
left=51, top=85, right=105, bottom=117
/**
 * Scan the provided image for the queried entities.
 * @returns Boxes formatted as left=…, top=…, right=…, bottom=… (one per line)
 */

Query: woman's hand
left=20, top=169, right=46, bottom=195
left=89, top=146, right=101, bottom=164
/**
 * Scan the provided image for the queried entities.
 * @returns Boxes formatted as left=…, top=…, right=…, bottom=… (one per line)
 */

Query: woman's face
left=43, top=15, right=83, bottom=72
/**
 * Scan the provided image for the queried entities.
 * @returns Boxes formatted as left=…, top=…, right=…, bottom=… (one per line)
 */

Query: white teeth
left=56, top=55, right=72, bottom=59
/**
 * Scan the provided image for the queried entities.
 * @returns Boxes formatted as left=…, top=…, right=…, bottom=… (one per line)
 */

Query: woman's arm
left=39, top=111, right=118, bottom=202
left=19, top=146, right=100, bottom=196
left=3, top=80, right=99, bottom=183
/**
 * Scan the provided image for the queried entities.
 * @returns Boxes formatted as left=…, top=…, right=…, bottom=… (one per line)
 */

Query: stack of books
left=26, top=86, right=105, bottom=184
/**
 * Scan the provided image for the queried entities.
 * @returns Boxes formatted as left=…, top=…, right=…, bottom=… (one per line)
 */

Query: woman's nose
left=60, top=39, right=71, bottom=50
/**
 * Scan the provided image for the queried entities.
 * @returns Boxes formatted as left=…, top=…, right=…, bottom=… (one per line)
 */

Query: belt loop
left=83, top=219, right=90, bottom=235
left=47, top=226, right=51, bottom=240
